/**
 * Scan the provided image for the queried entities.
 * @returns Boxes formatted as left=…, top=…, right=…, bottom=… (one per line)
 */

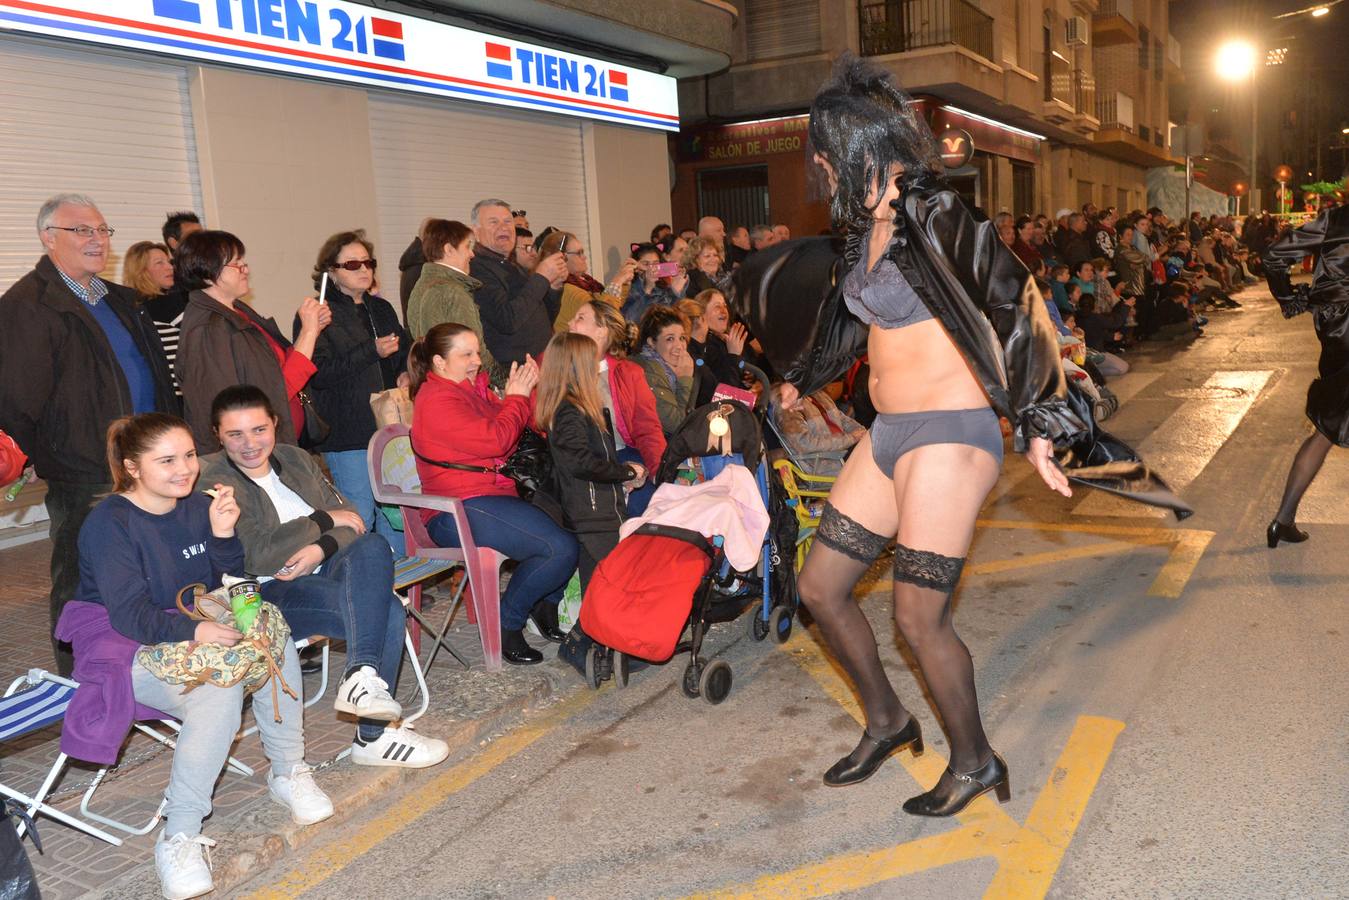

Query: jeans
left=425, top=495, right=577, bottom=630
left=261, top=535, right=403, bottom=742
left=45, top=481, right=109, bottom=676
left=131, top=641, right=304, bottom=837
left=617, top=447, right=655, bottom=517
left=323, top=449, right=396, bottom=549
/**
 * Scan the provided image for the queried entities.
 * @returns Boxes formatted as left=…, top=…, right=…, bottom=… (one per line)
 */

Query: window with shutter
left=0, top=36, right=202, bottom=292
left=367, top=93, right=591, bottom=266
left=747, top=0, right=822, bottom=60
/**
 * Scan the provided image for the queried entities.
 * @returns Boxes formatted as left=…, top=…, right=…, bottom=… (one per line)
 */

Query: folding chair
left=368, top=425, right=507, bottom=671
left=1, top=669, right=253, bottom=846
left=1, top=670, right=121, bottom=846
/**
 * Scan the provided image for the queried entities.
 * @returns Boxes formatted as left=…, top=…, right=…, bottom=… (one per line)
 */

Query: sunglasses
left=512, top=210, right=527, bottom=217
left=332, top=258, right=377, bottom=271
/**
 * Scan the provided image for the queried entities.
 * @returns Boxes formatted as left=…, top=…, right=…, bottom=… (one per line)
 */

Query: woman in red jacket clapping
left=408, top=323, right=578, bottom=665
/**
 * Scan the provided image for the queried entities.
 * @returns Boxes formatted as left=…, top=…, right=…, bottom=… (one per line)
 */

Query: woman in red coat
left=409, top=323, right=578, bottom=665
left=565, top=299, right=666, bottom=514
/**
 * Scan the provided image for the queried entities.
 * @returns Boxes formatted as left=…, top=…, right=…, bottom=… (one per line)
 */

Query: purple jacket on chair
left=55, top=601, right=169, bottom=765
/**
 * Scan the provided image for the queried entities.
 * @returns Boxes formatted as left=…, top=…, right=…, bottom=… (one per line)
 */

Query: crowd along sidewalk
left=0, top=538, right=572, bottom=899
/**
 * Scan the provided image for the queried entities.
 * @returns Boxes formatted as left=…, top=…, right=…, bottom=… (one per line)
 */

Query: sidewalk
left=0, top=539, right=573, bottom=899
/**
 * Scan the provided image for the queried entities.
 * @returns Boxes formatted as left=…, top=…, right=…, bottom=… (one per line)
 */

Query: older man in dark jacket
left=0, top=193, right=177, bottom=675
left=468, top=198, right=566, bottom=366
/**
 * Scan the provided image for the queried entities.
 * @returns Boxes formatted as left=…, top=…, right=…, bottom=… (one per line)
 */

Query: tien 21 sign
left=0, top=0, right=680, bottom=131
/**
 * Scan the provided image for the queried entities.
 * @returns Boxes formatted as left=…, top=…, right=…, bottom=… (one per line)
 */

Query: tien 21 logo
left=151, top=0, right=406, bottom=60
left=485, top=42, right=629, bottom=102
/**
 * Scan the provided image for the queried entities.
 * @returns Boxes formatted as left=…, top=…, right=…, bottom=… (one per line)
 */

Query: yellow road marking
left=972, top=519, right=1215, bottom=599
left=966, top=540, right=1157, bottom=576
left=1147, top=530, right=1214, bottom=598
left=241, top=687, right=598, bottom=900
left=684, top=634, right=1124, bottom=899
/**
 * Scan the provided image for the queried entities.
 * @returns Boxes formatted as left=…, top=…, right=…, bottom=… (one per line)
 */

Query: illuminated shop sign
left=0, top=0, right=680, bottom=131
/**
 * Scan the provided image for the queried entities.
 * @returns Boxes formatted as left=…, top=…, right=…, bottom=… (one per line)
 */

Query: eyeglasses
left=518, top=243, right=534, bottom=252
left=45, top=225, right=115, bottom=238
left=223, top=261, right=250, bottom=273
left=332, top=258, right=377, bottom=271
left=563, top=248, right=586, bottom=257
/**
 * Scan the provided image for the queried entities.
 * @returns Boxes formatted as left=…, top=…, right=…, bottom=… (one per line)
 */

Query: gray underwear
left=869, top=407, right=1004, bottom=475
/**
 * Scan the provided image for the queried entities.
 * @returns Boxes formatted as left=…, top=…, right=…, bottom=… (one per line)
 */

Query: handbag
left=135, top=583, right=298, bottom=721
left=296, top=389, right=330, bottom=449
left=410, top=429, right=566, bottom=527
left=370, top=385, right=414, bottom=427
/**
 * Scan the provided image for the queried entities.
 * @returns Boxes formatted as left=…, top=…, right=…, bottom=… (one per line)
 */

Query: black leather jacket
left=1263, top=205, right=1349, bottom=316
left=736, top=176, right=1085, bottom=454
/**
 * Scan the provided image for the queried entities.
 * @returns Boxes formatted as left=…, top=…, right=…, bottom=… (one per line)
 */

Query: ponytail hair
left=106, top=412, right=192, bottom=492
left=408, top=322, right=475, bottom=398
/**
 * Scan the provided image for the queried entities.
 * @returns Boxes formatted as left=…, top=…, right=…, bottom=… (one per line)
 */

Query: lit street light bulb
left=1312, top=6, right=1329, bottom=17
left=1215, top=40, right=1257, bottom=81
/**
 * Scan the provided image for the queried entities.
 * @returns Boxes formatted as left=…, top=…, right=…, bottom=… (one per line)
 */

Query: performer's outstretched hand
left=1026, top=436, right=1072, bottom=497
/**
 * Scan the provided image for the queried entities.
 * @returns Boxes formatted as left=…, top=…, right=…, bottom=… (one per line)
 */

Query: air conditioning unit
left=1066, top=16, right=1089, bottom=46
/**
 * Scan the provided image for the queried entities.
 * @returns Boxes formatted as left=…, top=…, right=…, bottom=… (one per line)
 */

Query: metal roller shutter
left=368, top=92, right=590, bottom=267
left=0, top=35, right=203, bottom=293
left=747, top=0, right=822, bottom=61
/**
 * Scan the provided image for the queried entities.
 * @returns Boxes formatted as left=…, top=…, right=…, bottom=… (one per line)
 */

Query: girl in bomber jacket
left=534, top=333, right=647, bottom=590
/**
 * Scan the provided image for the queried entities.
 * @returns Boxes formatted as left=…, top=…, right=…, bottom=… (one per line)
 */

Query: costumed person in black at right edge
left=1263, top=200, right=1349, bottom=547
left=734, top=57, right=1190, bottom=818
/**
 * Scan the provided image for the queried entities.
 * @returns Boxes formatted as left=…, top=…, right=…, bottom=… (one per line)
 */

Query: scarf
left=566, top=272, right=605, bottom=294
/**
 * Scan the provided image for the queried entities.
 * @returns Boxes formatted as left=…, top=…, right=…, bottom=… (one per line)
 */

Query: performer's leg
left=1274, top=430, right=1333, bottom=526
left=889, top=442, right=1000, bottom=775
left=798, top=433, right=911, bottom=746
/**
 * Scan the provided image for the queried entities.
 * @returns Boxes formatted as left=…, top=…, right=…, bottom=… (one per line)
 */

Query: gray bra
left=842, top=250, right=932, bottom=330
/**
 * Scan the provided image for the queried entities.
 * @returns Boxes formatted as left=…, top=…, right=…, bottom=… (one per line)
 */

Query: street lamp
left=1215, top=40, right=1259, bottom=215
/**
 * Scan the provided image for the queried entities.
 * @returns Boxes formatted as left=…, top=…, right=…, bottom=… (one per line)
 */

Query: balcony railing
left=1096, top=90, right=1134, bottom=130
left=1073, top=70, right=1096, bottom=117
left=1095, top=0, right=1134, bottom=19
left=859, top=0, right=994, bottom=62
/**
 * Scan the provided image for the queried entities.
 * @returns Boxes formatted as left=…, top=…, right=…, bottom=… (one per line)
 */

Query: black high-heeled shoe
left=1267, top=519, right=1309, bottom=548
left=902, top=752, right=1009, bottom=817
left=823, top=717, right=923, bottom=787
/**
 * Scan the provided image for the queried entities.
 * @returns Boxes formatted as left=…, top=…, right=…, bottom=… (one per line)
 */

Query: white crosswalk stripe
left=1073, top=369, right=1274, bottom=518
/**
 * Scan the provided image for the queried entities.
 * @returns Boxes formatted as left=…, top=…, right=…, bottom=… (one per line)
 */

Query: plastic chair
left=368, top=424, right=507, bottom=671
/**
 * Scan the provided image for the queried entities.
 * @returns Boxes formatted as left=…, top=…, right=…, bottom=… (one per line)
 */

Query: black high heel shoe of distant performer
left=903, top=752, right=1009, bottom=817
left=1266, top=519, right=1308, bottom=548
left=823, top=717, right=923, bottom=787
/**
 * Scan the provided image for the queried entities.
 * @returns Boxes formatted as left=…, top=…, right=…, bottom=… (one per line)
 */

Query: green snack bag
left=223, top=575, right=263, bottom=633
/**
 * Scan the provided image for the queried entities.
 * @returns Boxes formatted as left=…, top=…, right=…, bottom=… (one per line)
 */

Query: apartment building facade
left=673, top=0, right=1182, bottom=234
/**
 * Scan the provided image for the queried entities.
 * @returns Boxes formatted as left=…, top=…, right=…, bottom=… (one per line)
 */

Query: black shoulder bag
left=410, top=429, right=566, bottom=528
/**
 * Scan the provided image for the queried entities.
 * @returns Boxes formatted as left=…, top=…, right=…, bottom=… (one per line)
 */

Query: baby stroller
left=570, top=367, right=799, bottom=704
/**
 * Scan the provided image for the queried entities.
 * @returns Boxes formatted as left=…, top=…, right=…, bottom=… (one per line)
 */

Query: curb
left=87, top=669, right=565, bottom=899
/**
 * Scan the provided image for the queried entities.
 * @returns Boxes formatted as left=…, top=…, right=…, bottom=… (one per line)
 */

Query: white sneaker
left=155, top=831, right=215, bottom=900
left=268, top=763, right=334, bottom=826
left=333, top=666, right=403, bottom=721
left=350, top=723, right=450, bottom=769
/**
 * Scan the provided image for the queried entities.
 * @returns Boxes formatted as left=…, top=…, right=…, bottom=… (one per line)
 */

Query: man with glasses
left=469, top=198, right=566, bottom=365
left=0, top=193, right=176, bottom=675
left=514, top=226, right=538, bottom=271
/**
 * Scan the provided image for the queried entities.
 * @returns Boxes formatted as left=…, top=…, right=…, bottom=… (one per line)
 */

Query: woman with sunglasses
left=301, top=230, right=409, bottom=545
left=177, top=230, right=331, bottom=453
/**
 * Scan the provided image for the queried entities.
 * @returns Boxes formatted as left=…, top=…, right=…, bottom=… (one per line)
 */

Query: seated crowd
left=0, top=190, right=1279, bottom=899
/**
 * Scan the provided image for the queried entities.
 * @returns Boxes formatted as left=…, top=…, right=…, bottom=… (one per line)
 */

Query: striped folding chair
left=1, top=670, right=123, bottom=846
left=2, top=669, right=257, bottom=846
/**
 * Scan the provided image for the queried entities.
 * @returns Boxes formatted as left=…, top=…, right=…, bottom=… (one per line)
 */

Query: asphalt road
left=238, top=281, right=1348, bottom=899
